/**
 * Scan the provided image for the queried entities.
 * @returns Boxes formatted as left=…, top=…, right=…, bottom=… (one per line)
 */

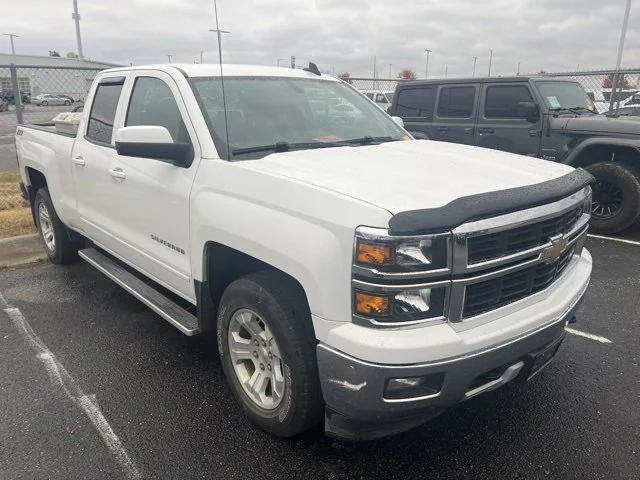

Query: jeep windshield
left=190, top=76, right=407, bottom=159
left=536, top=81, right=597, bottom=114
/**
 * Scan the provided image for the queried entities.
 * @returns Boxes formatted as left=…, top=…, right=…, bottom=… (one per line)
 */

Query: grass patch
left=0, top=207, right=35, bottom=239
left=0, top=170, right=34, bottom=238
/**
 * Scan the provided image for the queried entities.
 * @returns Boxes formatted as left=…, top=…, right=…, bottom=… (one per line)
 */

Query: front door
left=105, top=71, right=201, bottom=300
left=475, top=83, right=543, bottom=156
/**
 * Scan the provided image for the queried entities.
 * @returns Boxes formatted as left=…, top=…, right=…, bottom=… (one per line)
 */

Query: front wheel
left=217, top=271, right=322, bottom=437
left=64, top=100, right=71, bottom=106
left=34, top=188, right=81, bottom=264
left=586, top=162, right=640, bottom=234
left=41, top=100, right=48, bottom=106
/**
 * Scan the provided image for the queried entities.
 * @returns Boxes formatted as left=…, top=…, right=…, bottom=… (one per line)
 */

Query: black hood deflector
left=388, top=168, right=594, bottom=235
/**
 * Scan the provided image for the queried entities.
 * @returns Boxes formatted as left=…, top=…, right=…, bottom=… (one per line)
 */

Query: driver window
left=125, top=77, right=189, bottom=143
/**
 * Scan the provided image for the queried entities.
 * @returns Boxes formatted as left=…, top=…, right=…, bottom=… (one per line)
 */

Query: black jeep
left=388, top=76, right=640, bottom=233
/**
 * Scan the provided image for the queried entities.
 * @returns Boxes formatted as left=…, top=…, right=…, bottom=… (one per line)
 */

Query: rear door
left=431, top=84, right=478, bottom=145
left=475, top=82, right=543, bottom=156
left=392, top=86, right=437, bottom=139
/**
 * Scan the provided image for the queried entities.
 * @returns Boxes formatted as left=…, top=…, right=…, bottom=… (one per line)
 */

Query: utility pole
left=2, top=33, right=19, bottom=63
left=444, top=64, right=448, bottom=78
left=71, top=0, right=84, bottom=62
left=200, top=51, right=204, bottom=64
left=517, top=61, right=520, bottom=75
left=373, top=55, right=377, bottom=90
left=166, top=54, right=173, bottom=62
left=472, top=56, right=478, bottom=77
left=388, top=63, right=392, bottom=78
left=424, top=48, right=432, bottom=79
left=488, top=49, right=493, bottom=77
left=208, top=25, right=230, bottom=65
left=609, top=0, right=633, bottom=111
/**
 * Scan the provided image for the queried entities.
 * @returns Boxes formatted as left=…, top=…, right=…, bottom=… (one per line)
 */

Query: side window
left=365, top=93, right=374, bottom=100
left=87, top=81, right=124, bottom=144
left=125, top=77, right=188, bottom=143
left=375, top=93, right=387, bottom=103
left=437, top=86, right=475, bottom=118
left=485, top=85, right=534, bottom=119
left=395, top=87, right=435, bottom=118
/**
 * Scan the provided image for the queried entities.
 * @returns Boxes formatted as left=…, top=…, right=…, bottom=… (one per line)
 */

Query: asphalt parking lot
left=0, top=237, right=638, bottom=480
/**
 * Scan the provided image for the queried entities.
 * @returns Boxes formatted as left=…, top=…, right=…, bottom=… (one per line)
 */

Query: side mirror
left=517, top=101, right=540, bottom=122
left=390, top=116, right=404, bottom=128
left=115, top=125, right=192, bottom=167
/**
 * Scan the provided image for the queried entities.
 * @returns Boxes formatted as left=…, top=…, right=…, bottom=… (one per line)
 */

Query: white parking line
left=566, top=327, right=612, bottom=344
left=0, top=295, right=142, bottom=480
left=587, top=234, right=640, bottom=246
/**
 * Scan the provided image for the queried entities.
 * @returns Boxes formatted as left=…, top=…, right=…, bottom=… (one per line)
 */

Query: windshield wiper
left=549, top=106, right=594, bottom=115
left=232, top=140, right=353, bottom=157
left=342, top=135, right=395, bottom=145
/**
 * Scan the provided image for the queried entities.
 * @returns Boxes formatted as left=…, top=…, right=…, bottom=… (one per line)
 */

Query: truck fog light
left=384, top=373, right=445, bottom=400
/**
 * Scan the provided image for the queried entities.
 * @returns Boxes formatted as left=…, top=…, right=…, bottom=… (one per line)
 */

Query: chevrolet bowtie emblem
left=541, top=236, right=568, bottom=262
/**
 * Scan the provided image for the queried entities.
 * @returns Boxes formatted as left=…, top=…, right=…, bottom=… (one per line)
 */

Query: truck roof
left=100, top=63, right=340, bottom=80
left=397, top=76, right=578, bottom=88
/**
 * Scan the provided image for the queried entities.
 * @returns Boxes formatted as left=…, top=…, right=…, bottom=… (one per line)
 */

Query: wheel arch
left=195, top=242, right=312, bottom=334
left=563, top=138, right=640, bottom=169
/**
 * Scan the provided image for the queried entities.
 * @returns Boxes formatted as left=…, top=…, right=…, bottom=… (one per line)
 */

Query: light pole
left=472, top=56, right=478, bottom=77
left=200, top=50, right=204, bottom=64
left=444, top=64, right=448, bottom=78
left=388, top=63, right=392, bottom=78
left=488, top=49, right=493, bottom=77
left=166, top=54, right=173, bottom=62
left=424, top=49, right=432, bottom=79
left=2, top=33, right=19, bottom=63
left=609, top=0, right=633, bottom=111
left=208, top=26, right=230, bottom=64
left=517, top=61, right=520, bottom=75
left=71, top=0, right=84, bottom=62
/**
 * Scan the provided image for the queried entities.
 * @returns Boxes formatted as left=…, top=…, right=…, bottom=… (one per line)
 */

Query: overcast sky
left=3, top=0, right=639, bottom=78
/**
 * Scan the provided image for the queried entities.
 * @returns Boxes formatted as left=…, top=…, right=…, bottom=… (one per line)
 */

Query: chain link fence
left=348, top=77, right=408, bottom=93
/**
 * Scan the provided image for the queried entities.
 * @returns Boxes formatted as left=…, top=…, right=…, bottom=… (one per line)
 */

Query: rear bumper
left=318, top=293, right=583, bottom=441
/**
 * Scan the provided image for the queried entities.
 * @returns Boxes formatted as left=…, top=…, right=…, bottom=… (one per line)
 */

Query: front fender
left=189, top=159, right=392, bottom=324
left=562, top=136, right=640, bottom=165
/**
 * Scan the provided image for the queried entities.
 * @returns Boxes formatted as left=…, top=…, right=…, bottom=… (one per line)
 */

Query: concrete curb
left=0, top=233, right=47, bottom=268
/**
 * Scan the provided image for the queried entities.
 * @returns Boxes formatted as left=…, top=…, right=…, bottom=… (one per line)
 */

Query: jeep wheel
left=217, top=271, right=322, bottom=437
left=34, top=188, right=81, bottom=264
left=586, top=162, right=640, bottom=234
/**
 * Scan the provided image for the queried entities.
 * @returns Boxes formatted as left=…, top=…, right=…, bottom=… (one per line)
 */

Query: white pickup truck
left=15, top=64, right=593, bottom=441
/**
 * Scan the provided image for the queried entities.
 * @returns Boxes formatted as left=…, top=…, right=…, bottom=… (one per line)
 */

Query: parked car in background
left=0, top=89, right=30, bottom=104
left=0, top=98, right=8, bottom=112
left=389, top=76, right=640, bottom=233
left=58, top=94, right=76, bottom=104
left=32, top=94, right=72, bottom=106
left=361, top=90, right=394, bottom=111
left=606, top=106, right=640, bottom=118
left=15, top=64, right=593, bottom=441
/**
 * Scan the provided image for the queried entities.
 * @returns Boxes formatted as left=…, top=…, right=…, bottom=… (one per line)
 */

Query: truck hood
left=240, top=140, right=573, bottom=214
left=553, top=114, right=640, bottom=136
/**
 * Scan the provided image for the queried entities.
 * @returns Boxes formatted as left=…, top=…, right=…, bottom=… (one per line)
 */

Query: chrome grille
left=463, top=245, right=575, bottom=318
left=467, top=206, right=582, bottom=264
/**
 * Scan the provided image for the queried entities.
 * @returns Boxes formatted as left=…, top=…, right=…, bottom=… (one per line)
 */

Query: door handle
left=108, top=167, right=126, bottom=180
left=478, top=127, right=494, bottom=134
left=436, top=126, right=449, bottom=132
left=72, top=156, right=85, bottom=166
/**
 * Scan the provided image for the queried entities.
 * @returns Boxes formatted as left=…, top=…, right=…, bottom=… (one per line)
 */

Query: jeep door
left=475, top=83, right=543, bottom=156
left=431, top=84, right=478, bottom=145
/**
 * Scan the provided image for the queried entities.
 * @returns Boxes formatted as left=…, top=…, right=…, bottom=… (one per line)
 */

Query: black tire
left=217, top=270, right=322, bottom=437
left=64, top=100, right=70, bottom=106
left=41, top=100, right=48, bottom=106
left=586, top=162, right=640, bottom=234
left=34, top=188, right=81, bottom=264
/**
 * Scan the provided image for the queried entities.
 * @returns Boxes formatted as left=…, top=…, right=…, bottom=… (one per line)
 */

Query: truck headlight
left=355, top=229, right=449, bottom=272
left=354, top=286, right=447, bottom=323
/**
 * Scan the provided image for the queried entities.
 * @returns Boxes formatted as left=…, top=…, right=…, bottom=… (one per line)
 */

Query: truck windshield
left=536, top=81, right=596, bottom=113
left=190, top=77, right=407, bottom=159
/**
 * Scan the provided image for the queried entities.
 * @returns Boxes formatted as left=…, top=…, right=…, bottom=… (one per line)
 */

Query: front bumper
left=318, top=292, right=584, bottom=441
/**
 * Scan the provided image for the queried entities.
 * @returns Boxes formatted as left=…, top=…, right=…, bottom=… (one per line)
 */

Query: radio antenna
left=210, top=0, right=231, bottom=159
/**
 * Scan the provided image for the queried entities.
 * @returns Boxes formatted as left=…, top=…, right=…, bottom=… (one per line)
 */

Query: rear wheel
left=34, top=188, right=81, bottom=264
left=586, top=162, right=640, bottom=234
left=217, top=271, right=322, bottom=437
left=64, top=100, right=71, bottom=106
